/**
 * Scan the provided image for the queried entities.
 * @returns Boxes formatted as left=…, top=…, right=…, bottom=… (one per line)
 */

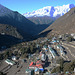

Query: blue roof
left=53, top=40, right=57, bottom=42
left=35, top=68, right=39, bottom=72
left=39, top=68, right=44, bottom=72
left=60, top=50, right=63, bottom=53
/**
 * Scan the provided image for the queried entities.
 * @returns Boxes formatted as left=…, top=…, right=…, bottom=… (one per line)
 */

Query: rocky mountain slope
left=0, top=4, right=37, bottom=39
left=0, top=24, right=22, bottom=39
left=42, top=7, right=75, bottom=35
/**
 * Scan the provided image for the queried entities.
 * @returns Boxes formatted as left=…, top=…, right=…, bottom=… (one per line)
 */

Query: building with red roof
left=36, top=60, right=45, bottom=66
left=29, top=60, right=44, bottom=72
left=29, top=62, right=34, bottom=66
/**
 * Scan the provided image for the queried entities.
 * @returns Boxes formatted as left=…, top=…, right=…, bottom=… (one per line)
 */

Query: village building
left=47, top=53, right=52, bottom=60
left=36, top=44, right=39, bottom=48
left=5, top=59, right=15, bottom=65
left=48, top=47, right=57, bottom=59
left=41, top=53, right=46, bottom=61
left=56, top=44, right=65, bottom=56
left=36, top=60, right=45, bottom=66
left=12, top=56, right=17, bottom=61
left=38, top=65, right=44, bottom=72
left=42, top=45, right=48, bottom=51
left=29, top=60, right=44, bottom=73
left=57, top=45, right=62, bottom=49
left=34, top=68, right=39, bottom=75
left=51, top=40, right=57, bottom=44
left=29, top=62, right=36, bottom=69
left=44, top=72, right=51, bottom=75
left=60, top=49, right=65, bottom=56
left=25, top=69, right=34, bottom=75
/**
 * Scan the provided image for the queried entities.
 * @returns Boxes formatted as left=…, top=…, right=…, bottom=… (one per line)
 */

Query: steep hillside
left=0, top=4, right=36, bottom=39
left=42, top=7, right=75, bottom=35
left=0, top=24, right=24, bottom=49
left=0, top=24, right=22, bottom=39
left=0, top=34, right=21, bottom=49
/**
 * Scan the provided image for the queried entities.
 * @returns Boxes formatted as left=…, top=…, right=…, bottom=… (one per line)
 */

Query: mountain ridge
left=23, top=4, right=75, bottom=17
left=42, top=7, right=75, bottom=36
left=0, top=4, right=37, bottom=39
left=0, top=4, right=54, bottom=40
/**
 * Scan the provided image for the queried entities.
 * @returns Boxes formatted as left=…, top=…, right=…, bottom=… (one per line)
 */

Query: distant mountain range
left=42, top=7, right=75, bottom=36
left=0, top=4, right=75, bottom=49
left=23, top=4, right=75, bottom=17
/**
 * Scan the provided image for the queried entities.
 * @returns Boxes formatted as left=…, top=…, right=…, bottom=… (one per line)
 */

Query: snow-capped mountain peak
left=23, top=4, right=75, bottom=17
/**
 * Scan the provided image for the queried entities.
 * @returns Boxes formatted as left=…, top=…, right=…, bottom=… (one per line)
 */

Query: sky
left=0, top=0, right=75, bottom=14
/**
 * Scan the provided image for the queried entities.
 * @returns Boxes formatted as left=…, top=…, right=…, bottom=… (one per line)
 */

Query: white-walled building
left=5, top=59, right=15, bottom=65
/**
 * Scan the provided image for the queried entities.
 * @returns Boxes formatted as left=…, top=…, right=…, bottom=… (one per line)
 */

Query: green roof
left=49, top=47, right=56, bottom=56
left=6, top=59, right=15, bottom=64
left=26, top=69, right=33, bottom=72
left=44, top=45, right=47, bottom=48
left=57, top=45, right=61, bottom=47
left=49, top=47, right=53, bottom=51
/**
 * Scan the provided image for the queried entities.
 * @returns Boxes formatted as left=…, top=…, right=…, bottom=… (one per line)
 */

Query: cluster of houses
left=40, top=37, right=66, bottom=63
left=4, top=36, right=67, bottom=75
left=50, top=37, right=65, bottom=57
left=25, top=36, right=65, bottom=75
left=25, top=51, right=46, bottom=75
left=25, top=36, right=66, bottom=75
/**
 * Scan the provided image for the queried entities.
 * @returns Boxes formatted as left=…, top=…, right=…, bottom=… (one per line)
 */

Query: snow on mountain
left=23, top=4, right=75, bottom=17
